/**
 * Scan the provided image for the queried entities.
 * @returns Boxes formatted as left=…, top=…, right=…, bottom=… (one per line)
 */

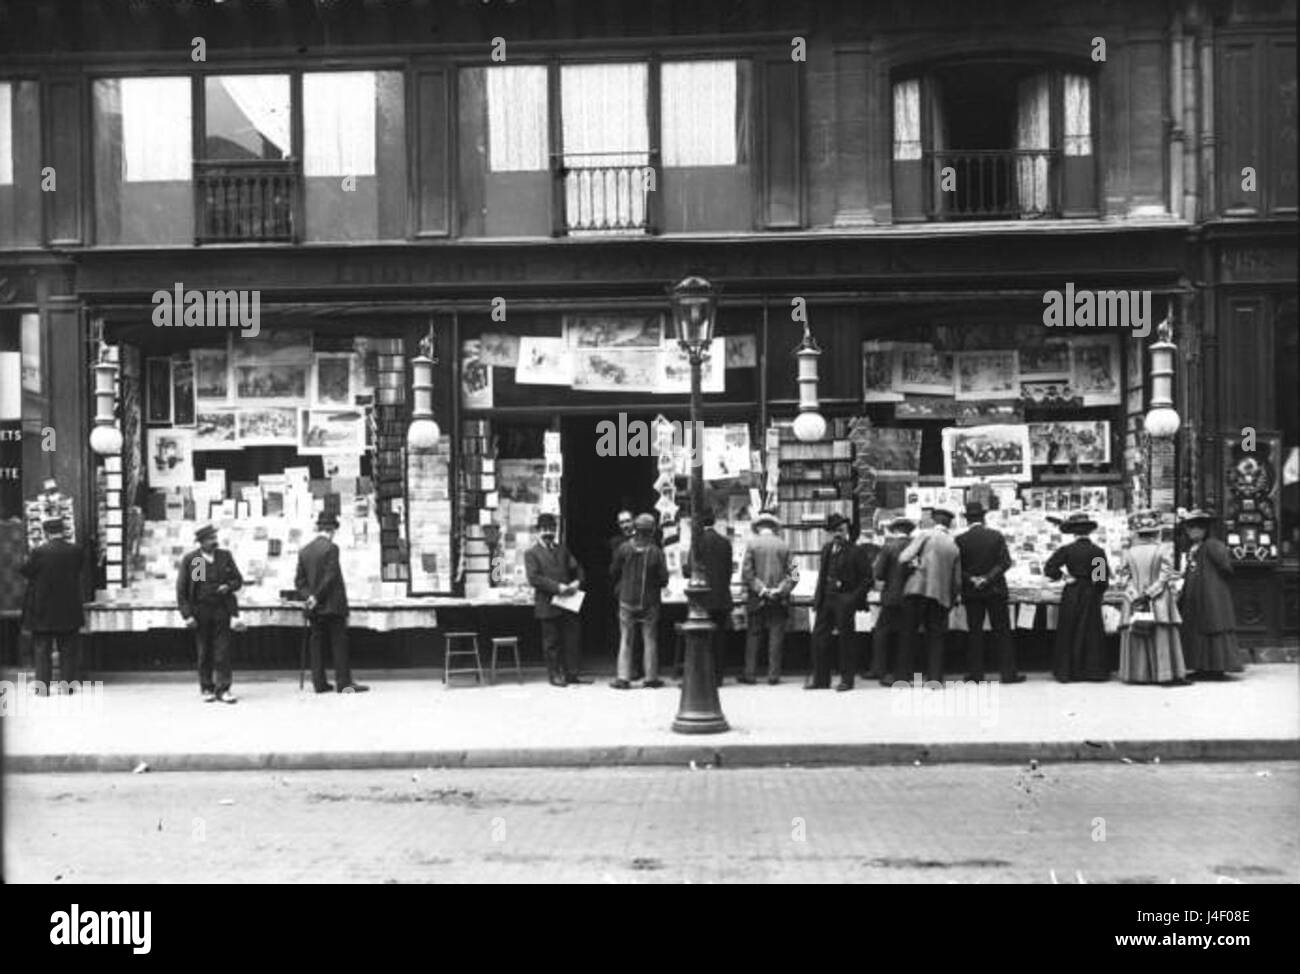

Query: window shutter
left=762, top=58, right=801, bottom=228
left=415, top=67, right=450, bottom=235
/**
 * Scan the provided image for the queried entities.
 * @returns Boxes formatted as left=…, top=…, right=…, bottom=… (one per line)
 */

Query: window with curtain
left=1064, top=73, right=1093, bottom=157
left=204, top=74, right=291, bottom=160
left=560, top=62, right=648, bottom=166
left=0, top=83, right=12, bottom=185
left=487, top=65, right=548, bottom=172
left=120, top=77, right=192, bottom=182
left=303, top=71, right=376, bottom=176
left=893, top=78, right=922, bottom=161
left=1015, top=73, right=1051, bottom=214
left=661, top=60, right=743, bottom=167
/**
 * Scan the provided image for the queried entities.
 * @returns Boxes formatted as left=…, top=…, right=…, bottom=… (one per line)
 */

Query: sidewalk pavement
left=3, top=665, right=1297, bottom=772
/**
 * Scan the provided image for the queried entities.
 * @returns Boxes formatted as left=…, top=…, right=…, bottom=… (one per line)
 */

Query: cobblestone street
left=6, top=762, right=1297, bottom=884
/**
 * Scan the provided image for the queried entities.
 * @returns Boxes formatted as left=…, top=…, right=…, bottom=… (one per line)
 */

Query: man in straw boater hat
left=1044, top=511, right=1110, bottom=683
left=740, top=509, right=798, bottom=684
left=808, top=511, right=874, bottom=691
left=296, top=511, right=369, bottom=694
left=955, top=501, right=1024, bottom=684
left=524, top=511, right=590, bottom=687
left=20, top=516, right=86, bottom=694
left=867, top=516, right=915, bottom=685
left=176, top=523, right=244, bottom=703
left=898, top=505, right=962, bottom=684
left=1176, top=509, right=1243, bottom=679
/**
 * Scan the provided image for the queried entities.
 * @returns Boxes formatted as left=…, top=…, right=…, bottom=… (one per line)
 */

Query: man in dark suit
left=296, top=512, right=369, bottom=694
left=684, top=511, right=734, bottom=686
left=525, top=512, right=589, bottom=687
left=809, top=512, right=873, bottom=691
left=955, top=502, right=1024, bottom=683
left=20, top=517, right=85, bottom=693
left=176, top=523, right=244, bottom=703
left=869, top=517, right=915, bottom=685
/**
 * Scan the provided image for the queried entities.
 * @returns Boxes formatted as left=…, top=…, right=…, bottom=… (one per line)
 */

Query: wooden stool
left=443, top=631, right=484, bottom=685
left=489, top=636, right=523, bottom=685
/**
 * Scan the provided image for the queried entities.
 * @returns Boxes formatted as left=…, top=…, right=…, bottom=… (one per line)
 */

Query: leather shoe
left=879, top=673, right=896, bottom=686
left=314, top=684, right=335, bottom=694
left=566, top=675, right=592, bottom=684
left=737, top=676, right=757, bottom=685
left=835, top=682, right=853, bottom=692
left=767, top=677, right=782, bottom=685
left=1001, top=674, right=1027, bottom=684
left=642, top=679, right=665, bottom=689
left=610, top=678, right=631, bottom=690
left=549, top=676, right=567, bottom=687
left=338, top=683, right=370, bottom=693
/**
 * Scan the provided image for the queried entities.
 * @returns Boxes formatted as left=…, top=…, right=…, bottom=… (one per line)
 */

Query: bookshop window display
left=100, top=328, right=454, bottom=624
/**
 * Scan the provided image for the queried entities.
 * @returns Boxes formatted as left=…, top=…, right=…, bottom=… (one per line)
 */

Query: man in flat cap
left=809, top=511, right=873, bottom=690
left=610, top=513, right=668, bottom=689
left=525, top=512, right=589, bottom=687
left=21, top=517, right=85, bottom=693
left=176, top=523, right=244, bottom=703
left=296, top=511, right=369, bottom=694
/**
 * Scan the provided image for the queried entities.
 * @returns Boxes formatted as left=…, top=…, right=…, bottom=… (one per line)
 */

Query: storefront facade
left=0, top=0, right=1294, bottom=670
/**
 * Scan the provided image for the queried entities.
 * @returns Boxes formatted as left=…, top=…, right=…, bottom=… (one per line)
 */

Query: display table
left=82, top=592, right=536, bottom=633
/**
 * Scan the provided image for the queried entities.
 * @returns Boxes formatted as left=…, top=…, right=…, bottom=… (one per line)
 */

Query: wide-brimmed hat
left=929, top=506, right=956, bottom=522
left=753, top=510, right=780, bottom=529
left=535, top=513, right=558, bottom=531
left=888, top=517, right=917, bottom=535
left=194, top=523, right=217, bottom=542
left=964, top=501, right=987, bottom=521
left=825, top=511, right=850, bottom=531
left=316, top=512, right=340, bottom=530
left=1129, top=510, right=1162, bottom=534
left=1180, top=508, right=1216, bottom=526
left=1050, top=512, right=1098, bottom=534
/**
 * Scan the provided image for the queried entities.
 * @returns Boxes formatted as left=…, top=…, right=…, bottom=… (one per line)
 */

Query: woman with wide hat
left=1176, top=509, right=1243, bottom=678
left=1117, top=511, right=1188, bottom=685
left=1044, top=512, right=1111, bottom=682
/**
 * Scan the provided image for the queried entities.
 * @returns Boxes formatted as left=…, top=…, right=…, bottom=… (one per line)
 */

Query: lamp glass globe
left=792, top=411, right=827, bottom=443
left=89, top=424, right=124, bottom=457
left=1143, top=408, right=1181, bottom=438
left=407, top=418, right=441, bottom=451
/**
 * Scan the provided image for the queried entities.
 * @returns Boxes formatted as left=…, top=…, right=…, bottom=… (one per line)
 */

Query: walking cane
left=281, top=590, right=308, bottom=691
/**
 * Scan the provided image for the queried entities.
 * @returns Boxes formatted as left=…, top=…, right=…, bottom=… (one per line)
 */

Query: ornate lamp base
left=672, top=582, right=729, bottom=735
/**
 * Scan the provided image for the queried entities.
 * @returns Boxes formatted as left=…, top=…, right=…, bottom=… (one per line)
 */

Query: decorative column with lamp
left=668, top=276, right=729, bottom=734
left=407, top=328, right=441, bottom=452
left=792, top=320, right=827, bottom=443
left=1144, top=313, right=1181, bottom=512
left=89, top=335, right=124, bottom=589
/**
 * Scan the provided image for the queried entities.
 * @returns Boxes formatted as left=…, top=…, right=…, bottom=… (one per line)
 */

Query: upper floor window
left=892, top=62, right=1097, bottom=222
left=0, top=81, right=41, bottom=246
left=459, top=58, right=752, bottom=238
left=0, top=83, right=12, bottom=187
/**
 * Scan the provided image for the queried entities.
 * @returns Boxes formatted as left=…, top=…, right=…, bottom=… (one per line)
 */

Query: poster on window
left=954, top=350, right=1019, bottom=401
left=857, top=428, right=922, bottom=481
left=564, top=314, right=663, bottom=349
left=572, top=348, right=661, bottom=393
left=478, top=333, right=521, bottom=368
left=862, top=342, right=904, bottom=402
left=724, top=335, right=757, bottom=369
left=896, top=347, right=955, bottom=396
left=515, top=337, right=574, bottom=386
left=658, top=339, right=725, bottom=394
left=300, top=409, right=367, bottom=455
left=236, top=406, right=300, bottom=447
left=147, top=428, right=194, bottom=489
left=1029, top=420, right=1111, bottom=466
left=193, top=346, right=230, bottom=403
left=313, top=354, right=353, bottom=407
left=942, top=424, right=1032, bottom=486
left=460, top=340, right=494, bottom=409
left=1018, top=341, right=1071, bottom=379
left=194, top=409, right=238, bottom=451
left=1070, top=338, right=1121, bottom=406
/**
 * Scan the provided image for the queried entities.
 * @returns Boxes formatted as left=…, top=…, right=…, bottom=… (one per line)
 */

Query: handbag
left=1128, top=595, right=1156, bottom=635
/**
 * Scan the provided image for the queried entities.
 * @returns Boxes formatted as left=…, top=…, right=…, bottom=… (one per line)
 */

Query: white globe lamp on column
left=407, top=332, right=441, bottom=452
left=89, top=353, right=123, bottom=456
left=793, top=321, right=826, bottom=442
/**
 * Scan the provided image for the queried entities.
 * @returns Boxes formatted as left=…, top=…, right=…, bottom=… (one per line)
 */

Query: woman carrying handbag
left=1117, top=511, right=1188, bottom=686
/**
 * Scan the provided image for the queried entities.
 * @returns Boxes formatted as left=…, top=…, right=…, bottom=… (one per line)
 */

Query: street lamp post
left=669, top=276, right=729, bottom=735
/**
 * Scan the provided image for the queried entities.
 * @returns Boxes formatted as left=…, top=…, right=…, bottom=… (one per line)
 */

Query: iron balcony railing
left=924, top=148, right=1061, bottom=220
left=195, top=159, right=299, bottom=243
left=554, top=151, right=658, bottom=234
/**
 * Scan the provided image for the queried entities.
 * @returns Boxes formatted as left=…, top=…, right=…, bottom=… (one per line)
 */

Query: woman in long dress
left=1117, top=512, right=1188, bottom=685
left=1177, top=510, right=1244, bottom=678
left=1044, top=512, right=1110, bottom=682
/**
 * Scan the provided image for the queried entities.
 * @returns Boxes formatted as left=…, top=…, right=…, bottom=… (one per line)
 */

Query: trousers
left=869, top=604, right=906, bottom=679
left=898, top=595, right=950, bottom=682
left=309, top=614, right=352, bottom=690
left=744, top=603, right=788, bottom=680
left=540, top=613, right=582, bottom=679
left=810, top=593, right=858, bottom=687
left=194, top=604, right=233, bottom=693
left=33, top=632, right=80, bottom=688
left=963, top=597, right=1016, bottom=679
left=618, top=604, right=660, bottom=682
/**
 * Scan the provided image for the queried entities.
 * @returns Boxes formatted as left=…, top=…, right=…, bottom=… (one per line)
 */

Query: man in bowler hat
left=809, top=511, right=873, bottom=690
left=868, top=517, right=915, bottom=685
left=176, top=523, right=245, bottom=703
left=525, top=512, right=590, bottom=687
left=955, top=502, right=1023, bottom=683
left=20, top=517, right=85, bottom=693
left=296, top=511, right=369, bottom=693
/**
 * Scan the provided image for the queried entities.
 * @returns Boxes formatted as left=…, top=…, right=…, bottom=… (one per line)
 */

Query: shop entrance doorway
left=562, top=414, right=658, bottom=666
